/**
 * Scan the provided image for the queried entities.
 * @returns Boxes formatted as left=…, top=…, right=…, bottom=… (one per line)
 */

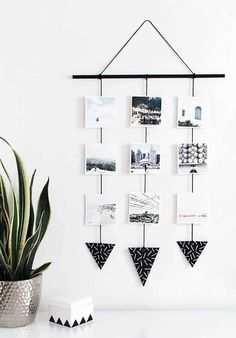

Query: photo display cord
left=99, top=78, right=103, bottom=243
left=142, top=76, right=149, bottom=247
left=191, top=77, right=195, bottom=241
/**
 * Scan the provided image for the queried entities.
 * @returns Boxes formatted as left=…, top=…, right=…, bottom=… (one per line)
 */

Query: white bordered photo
left=85, top=96, right=117, bottom=128
left=177, top=193, right=208, bottom=224
left=177, top=143, right=207, bottom=174
left=86, top=194, right=117, bottom=225
left=129, top=193, right=160, bottom=224
left=177, top=97, right=205, bottom=128
left=130, top=143, right=160, bottom=174
left=131, top=96, right=162, bottom=127
left=85, top=143, right=117, bottom=175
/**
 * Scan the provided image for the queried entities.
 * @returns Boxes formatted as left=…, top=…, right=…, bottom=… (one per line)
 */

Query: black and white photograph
left=177, top=97, right=205, bottom=128
left=85, top=96, right=117, bottom=128
left=130, top=143, right=160, bottom=174
left=85, top=143, right=117, bottom=175
left=86, top=194, right=116, bottom=225
left=177, top=143, right=207, bottom=174
left=131, top=96, right=162, bottom=127
left=177, top=193, right=208, bottom=224
left=129, top=193, right=160, bottom=224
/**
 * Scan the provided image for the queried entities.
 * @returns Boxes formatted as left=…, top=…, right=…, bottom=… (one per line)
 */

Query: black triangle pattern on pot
left=86, top=242, right=115, bottom=269
left=64, top=320, right=70, bottom=328
left=129, top=247, right=159, bottom=286
left=177, top=241, right=207, bottom=267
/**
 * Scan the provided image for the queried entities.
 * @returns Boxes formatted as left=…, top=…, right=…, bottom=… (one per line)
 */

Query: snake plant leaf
left=14, top=225, right=41, bottom=280
left=0, top=137, right=51, bottom=280
left=0, top=137, right=30, bottom=261
left=35, top=178, right=50, bottom=233
left=25, top=179, right=50, bottom=272
left=0, top=241, right=13, bottom=280
left=0, top=174, right=9, bottom=215
left=0, top=196, right=9, bottom=249
left=0, top=159, right=19, bottom=269
left=27, top=170, right=36, bottom=240
left=14, top=150, right=30, bottom=259
left=0, top=175, right=10, bottom=247
left=30, top=262, right=51, bottom=278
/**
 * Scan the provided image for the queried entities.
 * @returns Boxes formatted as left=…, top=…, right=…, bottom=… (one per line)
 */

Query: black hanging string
left=99, top=78, right=103, bottom=240
left=100, top=20, right=194, bottom=76
left=99, top=224, right=102, bottom=243
left=191, top=77, right=195, bottom=241
left=143, top=76, right=149, bottom=247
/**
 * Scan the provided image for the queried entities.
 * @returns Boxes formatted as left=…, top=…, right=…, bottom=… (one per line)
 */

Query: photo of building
left=129, top=193, right=160, bottom=224
left=130, top=144, right=160, bottom=174
left=131, top=96, right=162, bottom=127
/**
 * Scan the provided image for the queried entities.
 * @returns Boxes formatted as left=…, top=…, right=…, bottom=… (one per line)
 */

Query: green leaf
left=0, top=137, right=30, bottom=261
left=0, top=159, right=19, bottom=269
left=0, top=174, right=9, bottom=215
left=14, top=226, right=41, bottom=280
left=25, top=179, right=50, bottom=273
left=35, top=178, right=50, bottom=232
left=0, top=195, right=10, bottom=248
left=14, top=150, right=30, bottom=259
left=0, top=175, right=10, bottom=247
left=0, top=241, right=13, bottom=280
left=30, top=262, right=51, bottom=278
left=27, top=170, right=36, bottom=240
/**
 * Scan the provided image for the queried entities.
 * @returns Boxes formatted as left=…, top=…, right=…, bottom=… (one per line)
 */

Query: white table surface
left=0, top=310, right=236, bottom=338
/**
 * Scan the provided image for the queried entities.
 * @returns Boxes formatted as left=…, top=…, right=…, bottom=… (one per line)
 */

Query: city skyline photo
left=130, top=143, right=160, bottom=174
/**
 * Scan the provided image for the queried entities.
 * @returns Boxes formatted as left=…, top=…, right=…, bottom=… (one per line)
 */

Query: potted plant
left=0, top=138, right=51, bottom=328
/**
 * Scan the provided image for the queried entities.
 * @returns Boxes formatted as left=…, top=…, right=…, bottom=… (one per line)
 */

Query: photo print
left=131, top=96, right=162, bottom=127
left=86, top=194, right=116, bottom=225
left=177, top=193, right=208, bottom=224
left=177, top=143, right=207, bottom=174
left=85, top=96, right=117, bottom=128
left=85, top=143, right=117, bottom=175
left=130, top=143, right=160, bottom=174
left=129, top=193, right=160, bottom=224
left=177, top=97, right=205, bottom=128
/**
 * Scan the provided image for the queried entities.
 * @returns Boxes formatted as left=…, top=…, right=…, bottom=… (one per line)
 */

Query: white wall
left=0, top=0, right=235, bottom=310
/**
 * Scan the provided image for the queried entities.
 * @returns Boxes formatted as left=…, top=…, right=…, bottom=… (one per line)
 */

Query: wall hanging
left=84, top=94, right=117, bottom=269
left=72, top=19, right=225, bottom=279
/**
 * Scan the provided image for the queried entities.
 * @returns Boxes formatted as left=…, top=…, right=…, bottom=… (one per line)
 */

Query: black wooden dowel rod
left=72, top=73, right=225, bottom=79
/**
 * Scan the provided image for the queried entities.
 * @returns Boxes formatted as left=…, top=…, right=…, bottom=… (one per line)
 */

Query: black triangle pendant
left=86, top=242, right=115, bottom=269
left=177, top=241, right=207, bottom=267
left=129, top=247, right=159, bottom=286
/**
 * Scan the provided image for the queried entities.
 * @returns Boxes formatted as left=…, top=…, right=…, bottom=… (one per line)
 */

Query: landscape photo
left=129, top=193, right=160, bottom=224
left=131, top=96, right=162, bottom=127
left=177, top=97, right=205, bottom=128
left=177, top=143, right=207, bottom=174
left=85, top=96, right=117, bottom=128
left=177, top=193, right=208, bottom=224
left=85, top=143, right=117, bottom=175
left=86, top=194, right=116, bottom=225
left=130, top=143, right=160, bottom=174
